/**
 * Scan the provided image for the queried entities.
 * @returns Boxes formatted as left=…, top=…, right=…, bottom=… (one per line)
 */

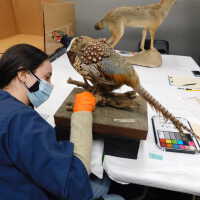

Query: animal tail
left=133, top=85, right=198, bottom=139
left=94, top=19, right=105, bottom=30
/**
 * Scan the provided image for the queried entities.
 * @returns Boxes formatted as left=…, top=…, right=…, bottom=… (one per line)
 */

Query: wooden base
left=54, top=88, right=148, bottom=140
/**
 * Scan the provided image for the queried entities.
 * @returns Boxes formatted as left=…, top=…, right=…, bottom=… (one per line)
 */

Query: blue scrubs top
left=0, top=90, right=93, bottom=200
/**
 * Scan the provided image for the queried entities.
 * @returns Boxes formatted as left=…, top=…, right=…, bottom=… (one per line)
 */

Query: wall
left=67, top=0, right=200, bottom=59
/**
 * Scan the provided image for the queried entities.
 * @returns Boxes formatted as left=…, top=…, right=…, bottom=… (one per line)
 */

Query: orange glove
left=73, top=91, right=96, bottom=112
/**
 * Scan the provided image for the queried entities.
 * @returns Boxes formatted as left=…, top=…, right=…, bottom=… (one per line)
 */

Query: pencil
left=182, top=83, right=196, bottom=86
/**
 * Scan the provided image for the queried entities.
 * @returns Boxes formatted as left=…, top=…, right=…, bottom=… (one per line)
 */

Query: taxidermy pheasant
left=52, top=32, right=195, bottom=137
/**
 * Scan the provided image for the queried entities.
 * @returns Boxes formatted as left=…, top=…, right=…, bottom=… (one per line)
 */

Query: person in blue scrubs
left=0, top=44, right=95, bottom=200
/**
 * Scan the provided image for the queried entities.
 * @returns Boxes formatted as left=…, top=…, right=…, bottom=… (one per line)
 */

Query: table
left=37, top=53, right=200, bottom=196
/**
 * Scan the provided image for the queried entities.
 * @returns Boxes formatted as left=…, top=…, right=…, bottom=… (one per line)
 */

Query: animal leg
left=106, top=35, right=114, bottom=46
left=149, top=28, right=157, bottom=49
left=140, top=28, right=147, bottom=51
left=107, top=21, right=124, bottom=48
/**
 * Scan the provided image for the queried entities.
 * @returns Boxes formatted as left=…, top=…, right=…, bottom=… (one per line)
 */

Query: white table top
left=103, top=55, right=200, bottom=195
left=37, top=53, right=200, bottom=195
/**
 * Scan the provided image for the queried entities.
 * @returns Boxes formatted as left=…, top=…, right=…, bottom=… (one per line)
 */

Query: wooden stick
left=67, top=78, right=88, bottom=89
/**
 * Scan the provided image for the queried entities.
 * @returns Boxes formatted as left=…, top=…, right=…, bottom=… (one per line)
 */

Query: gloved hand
left=73, top=91, right=96, bottom=112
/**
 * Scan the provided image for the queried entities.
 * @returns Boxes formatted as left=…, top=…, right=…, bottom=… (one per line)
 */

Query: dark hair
left=0, top=44, right=48, bottom=89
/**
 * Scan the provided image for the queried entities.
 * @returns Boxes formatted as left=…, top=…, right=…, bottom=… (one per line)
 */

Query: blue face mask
left=25, top=73, right=53, bottom=107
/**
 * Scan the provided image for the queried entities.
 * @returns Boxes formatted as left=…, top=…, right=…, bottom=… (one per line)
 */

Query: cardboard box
left=0, top=0, right=75, bottom=55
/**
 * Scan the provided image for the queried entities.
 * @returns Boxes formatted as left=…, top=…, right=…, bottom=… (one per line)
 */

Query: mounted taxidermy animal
left=94, top=0, right=176, bottom=50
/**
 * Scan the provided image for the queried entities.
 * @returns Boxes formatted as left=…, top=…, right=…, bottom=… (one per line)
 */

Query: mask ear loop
left=30, top=71, right=40, bottom=81
left=25, top=71, right=40, bottom=92
left=16, top=67, right=40, bottom=92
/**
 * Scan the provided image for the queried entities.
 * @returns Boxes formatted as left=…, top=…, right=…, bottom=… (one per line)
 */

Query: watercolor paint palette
left=152, top=116, right=200, bottom=154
